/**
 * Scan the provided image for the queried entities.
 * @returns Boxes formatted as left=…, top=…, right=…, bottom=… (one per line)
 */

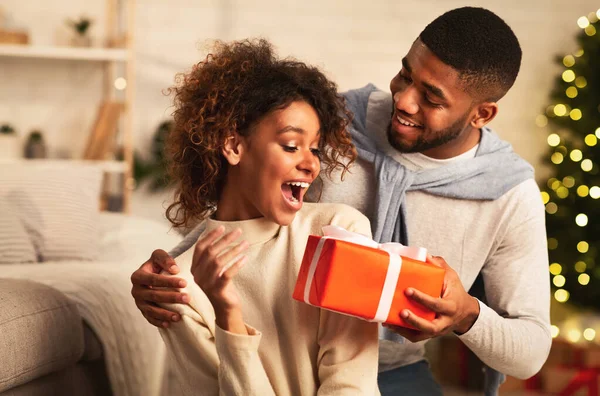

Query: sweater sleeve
left=457, top=180, right=552, bottom=379
left=158, top=265, right=276, bottom=395
left=316, top=206, right=380, bottom=395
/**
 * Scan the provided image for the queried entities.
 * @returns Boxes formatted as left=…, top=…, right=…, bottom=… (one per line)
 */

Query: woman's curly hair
left=165, top=38, right=356, bottom=228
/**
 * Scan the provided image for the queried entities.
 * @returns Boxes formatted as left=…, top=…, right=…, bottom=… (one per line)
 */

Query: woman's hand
left=191, top=226, right=249, bottom=333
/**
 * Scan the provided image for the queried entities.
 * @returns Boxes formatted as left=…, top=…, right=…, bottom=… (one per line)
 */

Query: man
left=131, top=7, right=551, bottom=395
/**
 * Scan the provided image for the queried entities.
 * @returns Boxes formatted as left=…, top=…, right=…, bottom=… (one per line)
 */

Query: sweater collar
left=206, top=216, right=281, bottom=246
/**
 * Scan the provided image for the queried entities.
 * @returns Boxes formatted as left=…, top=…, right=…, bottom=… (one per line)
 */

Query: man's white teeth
left=397, top=115, right=418, bottom=127
left=286, top=181, right=310, bottom=188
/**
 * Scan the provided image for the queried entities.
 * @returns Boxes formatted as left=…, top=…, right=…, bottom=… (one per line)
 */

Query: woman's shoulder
left=298, top=203, right=372, bottom=237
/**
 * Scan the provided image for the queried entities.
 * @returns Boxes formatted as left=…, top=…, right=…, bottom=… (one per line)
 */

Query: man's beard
left=386, top=111, right=470, bottom=153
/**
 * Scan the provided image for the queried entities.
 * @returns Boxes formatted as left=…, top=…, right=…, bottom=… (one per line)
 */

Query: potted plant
left=66, top=16, right=93, bottom=47
left=24, top=130, right=47, bottom=159
left=0, top=124, right=22, bottom=159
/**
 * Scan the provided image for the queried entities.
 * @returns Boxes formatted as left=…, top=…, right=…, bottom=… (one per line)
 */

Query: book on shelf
left=83, top=101, right=124, bottom=160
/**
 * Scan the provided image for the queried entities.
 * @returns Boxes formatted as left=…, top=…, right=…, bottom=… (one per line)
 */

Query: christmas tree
left=540, top=9, right=600, bottom=311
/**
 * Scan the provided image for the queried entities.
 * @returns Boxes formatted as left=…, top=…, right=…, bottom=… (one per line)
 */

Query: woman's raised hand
left=191, top=226, right=249, bottom=333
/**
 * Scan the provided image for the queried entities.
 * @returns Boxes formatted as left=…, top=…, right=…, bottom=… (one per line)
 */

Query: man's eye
left=425, top=96, right=443, bottom=108
left=282, top=145, right=298, bottom=152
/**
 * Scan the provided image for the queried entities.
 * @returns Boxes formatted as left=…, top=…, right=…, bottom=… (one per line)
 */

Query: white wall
left=1, top=0, right=597, bottom=171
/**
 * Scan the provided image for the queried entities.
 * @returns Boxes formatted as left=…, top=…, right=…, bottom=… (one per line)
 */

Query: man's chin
left=387, top=128, right=420, bottom=153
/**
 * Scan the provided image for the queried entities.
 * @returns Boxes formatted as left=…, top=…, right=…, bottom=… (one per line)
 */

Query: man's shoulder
left=342, top=83, right=381, bottom=112
left=501, top=178, right=542, bottom=206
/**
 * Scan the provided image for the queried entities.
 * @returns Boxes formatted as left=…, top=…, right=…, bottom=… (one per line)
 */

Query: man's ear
left=221, top=133, right=244, bottom=166
left=471, top=102, right=498, bottom=129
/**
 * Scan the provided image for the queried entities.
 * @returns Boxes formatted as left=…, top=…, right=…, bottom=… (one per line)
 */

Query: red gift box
left=292, top=226, right=445, bottom=329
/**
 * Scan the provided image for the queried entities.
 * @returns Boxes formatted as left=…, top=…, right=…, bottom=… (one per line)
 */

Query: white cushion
left=0, top=200, right=37, bottom=264
left=0, top=161, right=103, bottom=261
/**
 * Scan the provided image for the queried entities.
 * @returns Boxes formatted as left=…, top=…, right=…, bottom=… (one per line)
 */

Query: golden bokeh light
left=570, top=149, right=583, bottom=162
left=536, top=115, right=548, bottom=127
left=555, top=289, right=570, bottom=303
left=546, top=202, right=558, bottom=214
left=553, top=275, right=566, bottom=287
left=562, top=71, right=576, bottom=83
left=547, top=133, right=560, bottom=146
left=585, top=25, right=597, bottom=36
left=585, top=134, right=598, bottom=146
left=551, top=153, right=564, bottom=164
left=577, top=185, right=589, bottom=197
left=577, top=241, right=589, bottom=253
left=579, top=273, right=591, bottom=285
left=566, top=86, right=578, bottom=98
left=583, top=328, right=596, bottom=341
left=567, top=328, right=581, bottom=342
left=578, top=16, right=590, bottom=28
left=575, top=213, right=588, bottom=227
left=541, top=191, right=550, bottom=204
left=549, top=262, right=562, bottom=275
left=563, top=176, right=575, bottom=187
left=556, top=187, right=569, bottom=199
left=575, top=261, right=587, bottom=273
left=570, top=108, right=582, bottom=120
left=575, top=76, right=587, bottom=88
left=563, top=55, right=575, bottom=67
left=551, top=325, right=560, bottom=338
left=581, top=159, right=593, bottom=172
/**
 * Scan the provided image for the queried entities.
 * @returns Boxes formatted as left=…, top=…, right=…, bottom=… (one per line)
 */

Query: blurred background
left=1, top=1, right=600, bottom=395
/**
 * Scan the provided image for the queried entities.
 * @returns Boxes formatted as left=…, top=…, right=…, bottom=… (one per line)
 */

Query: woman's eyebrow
left=277, top=125, right=306, bottom=134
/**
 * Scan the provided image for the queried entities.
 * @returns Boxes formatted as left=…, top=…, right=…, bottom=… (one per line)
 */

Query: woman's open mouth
left=281, top=181, right=310, bottom=207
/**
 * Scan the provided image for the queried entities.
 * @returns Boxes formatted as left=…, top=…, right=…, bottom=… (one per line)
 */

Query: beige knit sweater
left=159, top=203, right=380, bottom=395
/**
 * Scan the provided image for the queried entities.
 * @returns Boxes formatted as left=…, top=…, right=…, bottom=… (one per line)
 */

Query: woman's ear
left=221, top=133, right=244, bottom=166
left=471, top=102, right=498, bottom=129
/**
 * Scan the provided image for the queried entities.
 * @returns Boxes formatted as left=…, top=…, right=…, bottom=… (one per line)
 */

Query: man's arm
left=387, top=181, right=551, bottom=379
left=130, top=222, right=207, bottom=327
left=456, top=182, right=551, bottom=378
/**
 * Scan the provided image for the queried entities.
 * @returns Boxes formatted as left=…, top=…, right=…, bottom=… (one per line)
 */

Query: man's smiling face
left=387, top=39, right=480, bottom=158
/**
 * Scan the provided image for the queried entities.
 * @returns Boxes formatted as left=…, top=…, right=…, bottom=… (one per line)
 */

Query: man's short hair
left=419, top=7, right=522, bottom=102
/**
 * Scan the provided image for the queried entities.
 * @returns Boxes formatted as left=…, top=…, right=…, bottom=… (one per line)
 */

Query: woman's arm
left=159, top=228, right=277, bottom=396
left=317, top=311, right=380, bottom=395
left=316, top=204, right=380, bottom=395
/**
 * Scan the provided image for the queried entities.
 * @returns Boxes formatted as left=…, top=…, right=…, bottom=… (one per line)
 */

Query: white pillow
left=0, top=161, right=103, bottom=261
left=0, top=200, right=37, bottom=264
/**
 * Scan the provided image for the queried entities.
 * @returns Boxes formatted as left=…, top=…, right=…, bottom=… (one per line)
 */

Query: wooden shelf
left=0, top=44, right=128, bottom=62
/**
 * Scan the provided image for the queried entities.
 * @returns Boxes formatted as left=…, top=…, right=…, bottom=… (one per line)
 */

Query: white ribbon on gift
left=304, top=225, right=427, bottom=322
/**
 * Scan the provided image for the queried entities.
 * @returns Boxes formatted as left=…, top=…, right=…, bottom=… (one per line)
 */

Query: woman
left=159, top=39, right=379, bottom=395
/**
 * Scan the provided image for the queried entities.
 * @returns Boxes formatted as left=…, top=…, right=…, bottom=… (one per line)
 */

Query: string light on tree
left=583, top=328, right=596, bottom=341
left=575, top=213, right=588, bottom=226
left=541, top=10, right=600, bottom=311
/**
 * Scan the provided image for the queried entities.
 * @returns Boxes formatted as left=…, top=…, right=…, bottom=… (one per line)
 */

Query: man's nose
left=394, top=89, right=419, bottom=115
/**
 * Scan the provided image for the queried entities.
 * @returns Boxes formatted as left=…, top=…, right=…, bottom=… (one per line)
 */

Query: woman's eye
left=282, top=145, right=298, bottom=152
left=310, top=148, right=322, bottom=158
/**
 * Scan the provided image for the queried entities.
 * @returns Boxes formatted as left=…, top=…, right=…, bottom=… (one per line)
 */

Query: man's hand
left=384, top=255, right=480, bottom=342
left=131, top=249, right=189, bottom=328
